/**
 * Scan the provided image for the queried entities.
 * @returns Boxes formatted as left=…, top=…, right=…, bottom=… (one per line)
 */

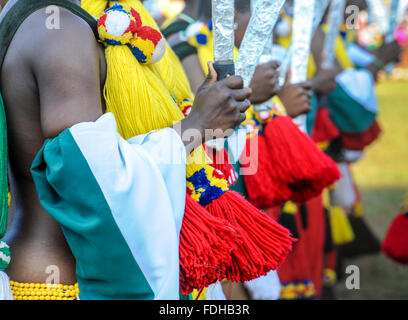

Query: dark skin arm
left=178, top=62, right=252, bottom=155
left=249, top=61, right=281, bottom=104
left=181, top=53, right=206, bottom=94
left=366, top=39, right=402, bottom=79
left=310, top=28, right=341, bottom=95
left=28, top=9, right=104, bottom=138
left=278, top=69, right=313, bottom=118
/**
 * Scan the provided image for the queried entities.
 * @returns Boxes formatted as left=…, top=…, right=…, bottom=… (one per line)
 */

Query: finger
left=231, top=88, right=252, bottom=101
left=264, top=60, right=281, bottom=70
left=223, top=75, right=245, bottom=89
left=301, top=87, right=313, bottom=99
left=300, top=81, right=312, bottom=90
left=237, top=112, right=247, bottom=126
left=236, top=99, right=251, bottom=113
left=200, top=61, right=218, bottom=89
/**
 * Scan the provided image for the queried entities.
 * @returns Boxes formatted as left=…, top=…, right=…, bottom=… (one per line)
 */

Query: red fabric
left=341, top=120, right=382, bottom=151
left=302, top=194, right=326, bottom=297
left=276, top=194, right=325, bottom=297
left=311, top=107, right=340, bottom=143
left=205, top=146, right=237, bottom=187
left=324, top=249, right=338, bottom=270
left=382, top=213, right=408, bottom=265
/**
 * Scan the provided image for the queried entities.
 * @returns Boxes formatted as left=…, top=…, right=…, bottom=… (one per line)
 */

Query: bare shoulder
left=5, top=6, right=104, bottom=138
left=15, top=7, right=100, bottom=71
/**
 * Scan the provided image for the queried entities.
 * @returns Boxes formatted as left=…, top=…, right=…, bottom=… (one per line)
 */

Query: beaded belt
left=10, top=281, right=79, bottom=300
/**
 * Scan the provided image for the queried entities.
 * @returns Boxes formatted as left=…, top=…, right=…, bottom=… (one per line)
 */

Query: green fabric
left=326, top=83, right=376, bottom=134
left=162, top=19, right=190, bottom=38
left=229, top=160, right=249, bottom=198
left=161, top=17, right=197, bottom=61
left=0, top=94, right=7, bottom=239
left=172, top=42, right=198, bottom=61
left=31, top=129, right=155, bottom=300
left=306, top=92, right=318, bottom=136
left=179, top=293, right=193, bottom=300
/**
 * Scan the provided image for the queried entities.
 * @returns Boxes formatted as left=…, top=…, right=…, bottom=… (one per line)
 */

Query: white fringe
left=0, top=272, right=13, bottom=300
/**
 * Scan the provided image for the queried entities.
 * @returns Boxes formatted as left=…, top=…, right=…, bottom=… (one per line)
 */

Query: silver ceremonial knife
left=366, top=0, right=389, bottom=35
left=235, top=0, right=287, bottom=88
left=291, top=0, right=316, bottom=133
left=322, top=0, right=347, bottom=69
left=279, top=0, right=330, bottom=86
left=212, top=0, right=236, bottom=80
left=386, top=0, right=400, bottom=43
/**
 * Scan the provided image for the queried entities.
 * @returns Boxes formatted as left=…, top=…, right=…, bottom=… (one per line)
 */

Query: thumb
left=201, top=61, right=218, bottom=89
left=284, top=67, right=292, bottom=86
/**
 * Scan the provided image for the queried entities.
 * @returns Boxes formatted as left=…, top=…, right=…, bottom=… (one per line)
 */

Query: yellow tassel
left=330, top=206, right=355, bottom=245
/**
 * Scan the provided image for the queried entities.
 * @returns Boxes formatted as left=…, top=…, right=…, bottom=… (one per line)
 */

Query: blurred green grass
left=334, top=79, right=408, bottom=300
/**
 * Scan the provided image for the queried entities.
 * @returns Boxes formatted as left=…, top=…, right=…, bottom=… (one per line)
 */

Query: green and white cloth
left=31, top=113, right=187, bottom=300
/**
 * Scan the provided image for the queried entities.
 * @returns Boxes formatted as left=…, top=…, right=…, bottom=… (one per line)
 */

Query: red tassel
left=311, top=107, right=340, bottom=143
left=205, top=190, right=295, bottom=282
left=382, top=212, right=408, bottom=265
left=205, top=146, right=238, bottom=187
left=241, top=134, right=292, bottom=208
left=179, top=194, right=241, bottom=295
left=264, top=116, right=341, bottom=202
left=341, top=120, right=382, bottom=150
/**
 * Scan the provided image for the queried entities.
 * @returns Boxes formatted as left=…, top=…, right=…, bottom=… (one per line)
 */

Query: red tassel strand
left=241, top=134, right=292, bottom=208
left=205, top=190, right=295, bottom=282
left=264, top=116, right=341, bottom=202
left=179, top=194, right=241, bottom=295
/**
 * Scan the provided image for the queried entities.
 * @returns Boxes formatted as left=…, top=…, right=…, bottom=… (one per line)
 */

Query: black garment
left=161, top=14, right=198, bottom=61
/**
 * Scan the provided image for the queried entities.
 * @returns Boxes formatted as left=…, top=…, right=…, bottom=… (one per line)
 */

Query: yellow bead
left=24, top=283, right=29, bottom=288
left=34, top=283, right=40, bottom=288
left=40, top=283, right=46, bottom=288
left=63, top=285, right=68, bottom=290
left=45, top=296, right=50, bottom=300
left=29, top=283, right=35, bottom=288
left=39, top=296, right=45, bottom=300
left=9, top=280, right=14, bottom=285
